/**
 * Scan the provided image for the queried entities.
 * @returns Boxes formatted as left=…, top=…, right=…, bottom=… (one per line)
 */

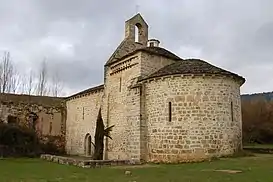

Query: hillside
left=241, top=92, right=273, bottom=101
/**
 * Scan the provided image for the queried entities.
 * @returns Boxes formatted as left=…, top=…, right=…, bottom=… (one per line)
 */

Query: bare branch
left=9, top=69, right=20, bottom=93
left=0, top=51, right=15, bottom=93
left=27, top=69, right=34, bottom=95
left=36, top=58, right=48, bottom=96
left=0, top=52, right=18, bottom=93
left=51, top=71, right=63, bottom=97
left=18, top=73, right=27, bottom=94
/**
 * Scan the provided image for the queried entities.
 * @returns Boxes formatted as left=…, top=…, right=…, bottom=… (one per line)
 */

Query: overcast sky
left=0, top=0, right=272, bottom=96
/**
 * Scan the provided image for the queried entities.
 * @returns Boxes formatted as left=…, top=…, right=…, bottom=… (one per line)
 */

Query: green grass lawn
left=1, top=154, right=273, bottom=182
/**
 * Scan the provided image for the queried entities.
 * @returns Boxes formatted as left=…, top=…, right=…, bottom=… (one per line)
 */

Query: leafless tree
left=36, top=58, right=48, bottom=96
left=0, top=51, right=14, bottom=93
left=51, top=71, right=63, bottom=97
left=27, top=69, right=34, bottom=95
left=19, top=73, right=27, bottom=94
left=9, top=69, right=20, bottom=93
left=19, top=70, right=34, bottom=95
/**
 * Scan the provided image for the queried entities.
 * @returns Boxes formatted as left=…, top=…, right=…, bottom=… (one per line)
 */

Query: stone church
left=65, top=13, right=245, bottom=163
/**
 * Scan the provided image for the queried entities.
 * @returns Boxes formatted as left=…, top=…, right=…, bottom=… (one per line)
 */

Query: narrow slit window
left=119, top=77, right=122, bottom=92
left=231, top=101, right=234, bottom=121
left=169, top=102, right=172, bottom=122
left=49, top=122, right=52, bottom=134
left=82, top=107, right=85, bottom=120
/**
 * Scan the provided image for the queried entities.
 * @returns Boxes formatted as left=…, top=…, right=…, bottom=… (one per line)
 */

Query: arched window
left=135, top=25, right=139, bottom=42
left=134, top=23, right=142, bottom=43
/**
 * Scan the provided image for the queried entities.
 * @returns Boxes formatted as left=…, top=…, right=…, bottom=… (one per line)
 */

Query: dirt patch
left=214, top=170, right=242, bottom=174
left=202, top=169, right=242, bottom=174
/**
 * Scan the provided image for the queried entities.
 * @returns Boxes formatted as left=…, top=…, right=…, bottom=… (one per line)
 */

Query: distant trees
left=0, top=51, right=64, bottom=97
left=242, top=96, right=273, bottom=144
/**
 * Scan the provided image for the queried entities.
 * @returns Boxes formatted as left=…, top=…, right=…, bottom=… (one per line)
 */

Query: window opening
left=135, top=25, right=139, bottom=42
left=231, top=101, right=234, bottom=121
left=49, top=122, right=52, bottom=134
left=82, top=107, right=85, bottom=120
left=169, top=102, right=172, bottom=122
left=119, top=77, right=122, bottom=92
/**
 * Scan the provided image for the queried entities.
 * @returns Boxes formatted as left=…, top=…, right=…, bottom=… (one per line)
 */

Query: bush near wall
left=0, top=123, right=65, bottom=157
left=39, top=135, right=65, bottom=155
left=0, top=123, right=40, bottom=157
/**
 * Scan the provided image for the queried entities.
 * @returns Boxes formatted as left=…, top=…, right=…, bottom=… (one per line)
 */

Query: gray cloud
left=0, top=0, right=272, bottom=95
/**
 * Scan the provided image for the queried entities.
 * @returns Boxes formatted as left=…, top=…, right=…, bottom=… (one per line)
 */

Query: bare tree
left=9, top=69, right=20, bottom=93
left=0, top=51, right=14, bottom=93
left=19, top=70, right=34, bottom=95
left=51, top=71, right=63, bottom=97
left=27, top=70, right=34, bottom=95
left=19, top=73, right=27, bottom=94
left=36, top=58, right=48, bottom=96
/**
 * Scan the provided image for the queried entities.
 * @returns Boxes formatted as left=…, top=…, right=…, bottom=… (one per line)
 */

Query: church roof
left=141, top=59, right=245, bottom=84
left=105, top=40, right=143, bottom=66
left=107, top=46, right=182, bottom=66
left=132, top=47, right=182, bottom=61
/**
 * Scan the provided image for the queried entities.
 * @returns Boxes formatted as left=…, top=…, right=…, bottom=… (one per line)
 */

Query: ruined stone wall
left=143, top=75, right=242, bottom=163
left=65, top=89, right=103, bottom=155
left=0, top=93, right=66, bottom=137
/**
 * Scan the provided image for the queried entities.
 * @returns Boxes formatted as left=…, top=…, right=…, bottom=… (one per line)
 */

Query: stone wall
left=40, top=154, right=137, bottom=168
left=143, top=75, right=242, bottom=163
left=140, top=51, right=175, bottom=78
left=103, top=53, right=142, bottom=160
left=103, top=50, right=180, bottom=161
left=65, top=88, right=103, bottom=155
left=0, top=93, right=66, bottom=137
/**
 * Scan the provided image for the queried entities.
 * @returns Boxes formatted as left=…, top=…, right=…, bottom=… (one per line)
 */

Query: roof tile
left=141, top=59, right=245, bottom=84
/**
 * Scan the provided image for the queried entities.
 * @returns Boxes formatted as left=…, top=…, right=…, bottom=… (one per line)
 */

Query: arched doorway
left=84, top=133, right=92, bottom=156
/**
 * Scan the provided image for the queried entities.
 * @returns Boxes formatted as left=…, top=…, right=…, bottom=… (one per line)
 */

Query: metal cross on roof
left=135, top=4, right=140, bottom=14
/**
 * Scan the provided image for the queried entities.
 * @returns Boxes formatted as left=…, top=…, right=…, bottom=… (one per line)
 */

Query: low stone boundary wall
left=40, top=154, right=140, bottom=168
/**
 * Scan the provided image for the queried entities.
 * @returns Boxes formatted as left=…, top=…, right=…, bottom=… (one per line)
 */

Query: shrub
left=0, top=123, right=40, bottom=157
left=39, top=135, right=65, bottom=155
left=0, top=120, right=65, bottom=157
